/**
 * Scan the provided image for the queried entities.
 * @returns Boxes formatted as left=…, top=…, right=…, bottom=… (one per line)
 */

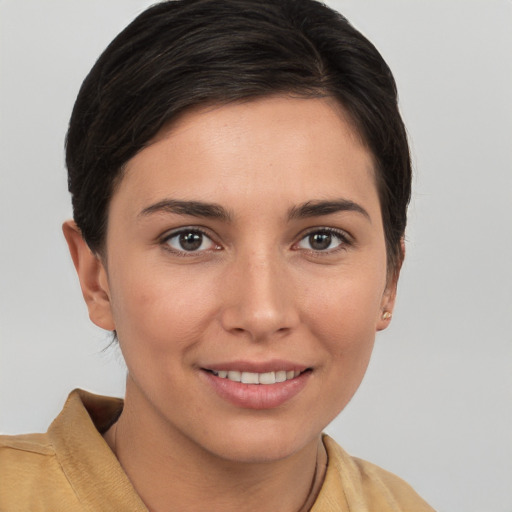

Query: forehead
left=113, top=96, right=378, bottom=218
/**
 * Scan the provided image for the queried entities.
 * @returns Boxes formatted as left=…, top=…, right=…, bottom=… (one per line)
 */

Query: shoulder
left=0, top=390, right=143, bottom=512
left=0, top=432, right=57, bottom=479
left=315, top=435, right=436, bottom=512
left=0, top=388, right=124, bottom=511
left=0, top=432, right=82, bottom=510
left=1, top=431, right=53, bottom=454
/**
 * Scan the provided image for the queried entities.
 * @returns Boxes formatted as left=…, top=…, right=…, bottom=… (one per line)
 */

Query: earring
left=382, top=311, right=392, bottom=320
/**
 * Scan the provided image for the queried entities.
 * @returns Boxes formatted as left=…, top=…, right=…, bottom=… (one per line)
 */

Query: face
left=69, top=96, right=397, bottom=463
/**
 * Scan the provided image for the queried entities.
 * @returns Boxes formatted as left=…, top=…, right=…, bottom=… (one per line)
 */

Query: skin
left=64, top=96, right=399, bottom=512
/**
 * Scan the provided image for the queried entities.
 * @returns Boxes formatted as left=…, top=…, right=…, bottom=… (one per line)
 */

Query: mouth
left=204, top=368, right=310, bottom=385
left=200, top=360, right=313, bottom=409
left=201, top=366, right=312, bottom=409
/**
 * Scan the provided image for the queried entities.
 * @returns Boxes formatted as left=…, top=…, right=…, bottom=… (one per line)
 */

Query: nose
left=219, top=250, right=300, bottom=342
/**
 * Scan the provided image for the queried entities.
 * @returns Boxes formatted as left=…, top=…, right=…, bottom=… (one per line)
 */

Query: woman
left=0, top=0, right=434, bottom=510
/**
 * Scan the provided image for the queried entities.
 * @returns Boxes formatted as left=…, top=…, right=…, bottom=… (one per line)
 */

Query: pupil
left=179, top=232, right=202, bottom=251
left=310, top=232, right=331, bottom=250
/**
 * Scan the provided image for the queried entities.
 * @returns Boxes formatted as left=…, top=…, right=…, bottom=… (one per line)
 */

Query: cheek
left=109, top=264, right=220, bottom=356
left=303, top=275, right=382, bottom=415
left=301, top=269, right=384, bottom=357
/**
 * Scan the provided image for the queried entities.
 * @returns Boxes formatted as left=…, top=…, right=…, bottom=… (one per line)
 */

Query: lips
left=201, top=363, right=312, bottom=409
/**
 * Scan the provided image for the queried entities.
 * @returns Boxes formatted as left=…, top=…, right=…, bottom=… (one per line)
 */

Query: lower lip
left=202, top=370, right=311, bottom=410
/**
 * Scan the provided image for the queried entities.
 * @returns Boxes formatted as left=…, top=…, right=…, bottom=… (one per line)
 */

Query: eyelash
left=294, top=227, right=352, bottom=255
left=161, top=227, right=220, bottom=256
left=159, top=226, right=352, bottom=256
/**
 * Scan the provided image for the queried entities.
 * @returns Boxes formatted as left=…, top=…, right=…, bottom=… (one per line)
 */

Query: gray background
left=1, top=1, right=511, bottom=511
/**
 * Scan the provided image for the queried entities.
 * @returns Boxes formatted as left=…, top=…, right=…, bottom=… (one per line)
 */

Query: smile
left=209, top=369, right=303, bottom=385
left=202, top=367, right=312, bottom=409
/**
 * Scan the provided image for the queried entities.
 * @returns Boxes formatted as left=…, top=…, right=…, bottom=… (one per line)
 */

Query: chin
left=196, top=416, right=322, bottom=464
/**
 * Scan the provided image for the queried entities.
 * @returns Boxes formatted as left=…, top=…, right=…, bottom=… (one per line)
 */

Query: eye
left=163, top=228, right=219, bottom=254
left=296, top=228, right=349, bottom=252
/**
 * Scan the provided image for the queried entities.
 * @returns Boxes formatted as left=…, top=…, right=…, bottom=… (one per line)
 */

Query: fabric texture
left=0, top=389, right=435, bottom=511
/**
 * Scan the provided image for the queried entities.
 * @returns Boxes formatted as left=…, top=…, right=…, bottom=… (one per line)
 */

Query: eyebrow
left=139, top=199, right=232, bottom=221
left=288, top=199, right=371, bottom=221
left=138, top=198, right=370, bottom=223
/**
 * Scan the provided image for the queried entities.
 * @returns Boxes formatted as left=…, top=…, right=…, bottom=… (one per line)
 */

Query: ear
left=62, top=220, right=116, bottom=331
left=376, top=238, right=405, bottom=332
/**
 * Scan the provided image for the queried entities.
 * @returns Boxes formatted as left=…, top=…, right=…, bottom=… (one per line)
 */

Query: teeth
left=241, top=372, right=259, bottom=384
left=212, top=369, right=303, bottom=384
left=227, top=370, right=241, bottom=382
left=259, top=371, right=276, bottom=384
left=275, top=370, right=287, bottom=383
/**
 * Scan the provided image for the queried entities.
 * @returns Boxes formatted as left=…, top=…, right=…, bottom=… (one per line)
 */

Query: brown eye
left=308, top=232, right=332, bottom=251
left=179, top=232, right=203, bottom=251
left=297, top=229, right=347, bottom=252
left=164, top=229, right=218, bottom=253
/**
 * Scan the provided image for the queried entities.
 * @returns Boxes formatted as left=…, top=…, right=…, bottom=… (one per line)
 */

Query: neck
left=103, top=380, right=327, bottom=512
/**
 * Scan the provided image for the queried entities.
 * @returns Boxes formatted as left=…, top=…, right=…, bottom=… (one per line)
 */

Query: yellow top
left=0, top=389, right=435, bottom=512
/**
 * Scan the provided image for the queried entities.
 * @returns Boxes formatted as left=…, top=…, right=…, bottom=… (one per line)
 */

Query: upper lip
left=201, top=359, right=310, bottom=373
